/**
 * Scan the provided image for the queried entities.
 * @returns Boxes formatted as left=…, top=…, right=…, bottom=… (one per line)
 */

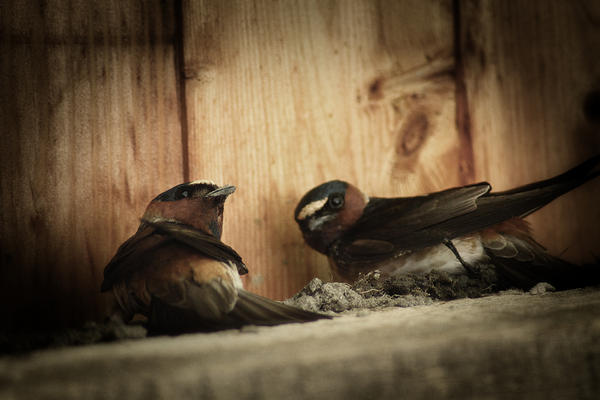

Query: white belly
left=378, top=235, right=488, bottom=276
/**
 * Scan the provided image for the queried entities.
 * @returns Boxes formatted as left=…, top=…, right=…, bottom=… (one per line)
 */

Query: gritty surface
left=2, top=287, right=600, bottom=400
left=285, top=268, right=504, bottom=313
left=2, top=258, right=589, bottom=354
left=0, top=321, right=147, bottom=355
left=1, top=269, right=508, bottom=354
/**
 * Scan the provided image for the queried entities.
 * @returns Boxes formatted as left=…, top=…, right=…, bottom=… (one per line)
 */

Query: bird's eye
left=176, top=188, right=189, bottom=199
left=328, top=194, right=344, bottom=209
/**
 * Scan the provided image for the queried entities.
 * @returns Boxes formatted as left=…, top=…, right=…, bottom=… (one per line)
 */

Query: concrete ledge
left=2, top=288, right=600, bottom=400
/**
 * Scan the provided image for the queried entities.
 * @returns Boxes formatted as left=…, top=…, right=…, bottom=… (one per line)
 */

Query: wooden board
left=0, top=0, right=184, bottom=328
left=3, top=0, right=598, bottom=328
left=182, top=0, right=460, bottom=299
left=459, top=0, right=600, bottom=265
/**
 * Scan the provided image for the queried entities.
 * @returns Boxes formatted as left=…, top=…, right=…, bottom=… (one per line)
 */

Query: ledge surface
left=2, top=288, right=600, bottom=400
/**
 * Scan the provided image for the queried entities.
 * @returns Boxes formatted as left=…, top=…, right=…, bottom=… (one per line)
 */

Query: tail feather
left=147, top=290, right=330, bottom=335
left=148, top=297, right=222, bottom=335
left=228, top=289, right=330, bottom=326
left=501, top=154, right=600, bottom=194
left=486, top=155, right=600, bottom=219
left=482, top=230, right=600, bottom=290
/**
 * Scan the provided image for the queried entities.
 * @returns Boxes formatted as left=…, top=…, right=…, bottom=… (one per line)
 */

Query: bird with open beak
left=102, top=180, right=327, bottom=334
left=295, top=156, right=600, bottom=290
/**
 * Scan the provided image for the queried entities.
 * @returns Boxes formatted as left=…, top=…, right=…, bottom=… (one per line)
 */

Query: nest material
left=285, top=266, right=556, bottom=314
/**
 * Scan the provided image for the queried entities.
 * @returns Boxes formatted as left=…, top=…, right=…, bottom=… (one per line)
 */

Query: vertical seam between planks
left=453, top=0, right=476, bottom=184
left=173, top=0, right=190, bottom=182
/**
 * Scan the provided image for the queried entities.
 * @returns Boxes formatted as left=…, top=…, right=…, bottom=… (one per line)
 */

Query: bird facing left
left=101, top=180, right=327, bottom=334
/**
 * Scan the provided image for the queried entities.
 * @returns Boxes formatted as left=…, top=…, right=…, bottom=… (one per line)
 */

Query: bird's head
left=143, top=180, right=236, bottom=239
left=294, top=180, right=369, bottom=254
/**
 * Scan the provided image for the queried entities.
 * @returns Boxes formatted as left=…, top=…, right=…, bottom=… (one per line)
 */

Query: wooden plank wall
left=0, top=1, right=185, bottom=329
left=460, top=0, right=600, bottom=265
left=0, top=0, right=598, bottom=328
left=181, top=0, right=461, bottom=299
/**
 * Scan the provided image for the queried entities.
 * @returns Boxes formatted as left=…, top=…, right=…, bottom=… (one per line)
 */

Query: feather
left=486, top=236, right=518, bottom=258
left=346, top=239, right=395, bottom=256
left=484, top=233, right=600, bottom=290
left=147, top=288, right=329, bottom=335
left=333, top=155, right=600, bottom=268
left=228, top=290, right=330, bottom=325
left=145, top=219, right=247, bottom=275
left=186, top=278, right=238, bottom=320
left=101, top=220, right=248, bottom=292
left=101, top=225, right=173, bottom=291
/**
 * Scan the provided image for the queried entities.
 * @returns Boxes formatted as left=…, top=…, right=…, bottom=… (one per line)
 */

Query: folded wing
left=335, top=155, right=600, bottom=266
left=101, top=219, right=247, bottom=292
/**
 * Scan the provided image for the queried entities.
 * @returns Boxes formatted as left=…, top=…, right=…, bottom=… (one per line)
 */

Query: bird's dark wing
left=101, top=224, right=172, bottom=291
left=333, top=183, right=491, bottom=263
left=481, top=230, right=600, bottom=290
left=144, top=219, right=247, bottom=276
left=146, top=263, right=240, bottom=334
left=101, top=219, right=247, bottom=292
left=118, top=239, right=323, bottom=334
left=148, top=285, right=330, bottom=334
left=228, top=289, right=330, bottom=326
left=334, top=155, right=600, bottom=265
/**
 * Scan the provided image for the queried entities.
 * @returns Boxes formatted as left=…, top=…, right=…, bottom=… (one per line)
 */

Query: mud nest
left=285, top=266, right=556, bottom=313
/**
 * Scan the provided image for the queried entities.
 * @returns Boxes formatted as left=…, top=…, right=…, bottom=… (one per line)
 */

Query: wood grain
left=182, top=0, right=461, bottom=299
left=459, top=0, right=600, bottom=265
left=0, top=1, right=184, bottom=328
left=3, top=0, right=597, bottom=328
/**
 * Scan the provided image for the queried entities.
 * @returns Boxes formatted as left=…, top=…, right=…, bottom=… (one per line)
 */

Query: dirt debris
left=286, top=265, right=523, bottom=313
left=0, top=321, right=147, bottom=355
left=284, top=276, right=433, bottom=313
left=1, top=265, right=566, bottom=354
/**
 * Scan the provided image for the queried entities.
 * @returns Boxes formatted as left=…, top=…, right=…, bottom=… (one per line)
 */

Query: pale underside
left=376, top=235, right=487, bottom=276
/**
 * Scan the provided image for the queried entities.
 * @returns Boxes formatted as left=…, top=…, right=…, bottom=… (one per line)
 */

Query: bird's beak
left=206, top=185, right=236, bottom=198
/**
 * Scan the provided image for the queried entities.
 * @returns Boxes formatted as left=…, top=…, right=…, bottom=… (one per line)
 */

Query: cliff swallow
left=102, top=180, right=327, bottom=334
left=295, top=156, right=600, bottom=289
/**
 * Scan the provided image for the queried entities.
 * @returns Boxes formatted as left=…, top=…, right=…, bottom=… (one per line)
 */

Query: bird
left=294, top=155, right=600, bottom=290
left=102, top=180, right=327, bottom=334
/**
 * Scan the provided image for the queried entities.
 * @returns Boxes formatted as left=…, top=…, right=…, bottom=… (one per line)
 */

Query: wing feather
left=101, top=224, right=172, bottom=291
left=101, top=219, right=247, bottom=292
left=481, top=234, right=598, bottom=290
left=334, top=156, right=600, bottom=266
left=144, top=219, right=247, bottom=275
left=334, top=183, right=490, bottom=263
left=228, top=289, right=330, bottom=325
left=147, top=286, right=329, bottom=334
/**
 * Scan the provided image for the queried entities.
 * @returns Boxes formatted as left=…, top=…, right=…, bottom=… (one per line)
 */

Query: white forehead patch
left=143, top=216, right=179, bottom=224
left=297, top=197, right=328, bottom=220
left=189, top=179, right=217, bottom=186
